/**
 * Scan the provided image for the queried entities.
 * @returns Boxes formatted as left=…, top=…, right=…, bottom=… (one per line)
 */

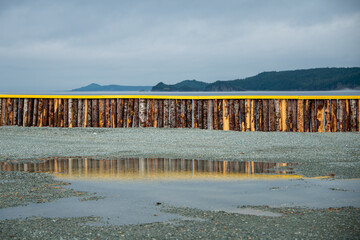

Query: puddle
left=0, top=157, right=359, bottom=225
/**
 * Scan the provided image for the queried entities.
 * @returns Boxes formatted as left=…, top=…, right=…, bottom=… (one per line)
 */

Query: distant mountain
left=72, top=83, right=152, bottom=91
left=151, top=67, right=360, bottom=91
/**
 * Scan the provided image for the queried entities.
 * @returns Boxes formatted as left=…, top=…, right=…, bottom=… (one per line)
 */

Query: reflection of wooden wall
left=0, top=97, right=359, bottom=132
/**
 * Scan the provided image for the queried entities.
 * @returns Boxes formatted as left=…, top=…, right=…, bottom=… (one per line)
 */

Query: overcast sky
left=0, top=0, right=359, bottom=92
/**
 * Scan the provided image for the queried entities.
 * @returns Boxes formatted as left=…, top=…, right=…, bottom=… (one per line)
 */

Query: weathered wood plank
left=140, top=98, right=147, bottom=127
left=240, top=99, right=245, bottom=132
left=324, top=100, right=331, bottom=132
left=48, top=99, right=54, bottom=127
left=23, top=99, right=29, bottom=127
left=78, top=99, right=83, bottom=127
left=250, top=99, right=256, bottom=131
left=62, top=99, right=66, bottom=128
left=350, top=99, right=358, bottom=132
left=234, top=99, right=240, bottom=131
left=13, top=98, right=18, bottom=126
left=181, top=99, right=186, bottom=128
left=186, top=100, right=192, bottom=128
left=316, top=100, right=324, bottom=132
left=43, top=99, right=48, bottom=126
left=68, top=99, right=73, bottom=128
left=275, top=99, right=281, bottom=132
left=310, top=100, right=316, bottom=132
left=257, top=99, right=263, bottom=131
left=213, top=99, right=218, bottom=130
left=87, top=99, right=92, bottom=127
left=133, top=99, right=139, bottom=128
left=73, top=99, right=78, bottom=127
left=92, top=99, right=98, bottom=128
left=304, top=100, right=311, bottom=132
left=262, top=99, right=269, bottom=132
left=32, top=98, right=38, bottom=127
left=297, top=100, right=304, bottom=132
left=229, top=99, right=235, bottom=131
left=218, top=99, right=223, bottom=130
left=37, top=98, right=43, bottom=127
left=83, top=99, right=87, bottom=127
left=153, top=99, right=159, bottom=128
left=123, top=99, right=129, bottom=128
left=280, top=99, right=287, bottom=132
left=269, top=100, right=275, bottom=131
left=198, top=100, right=203, bottom=129
left=345, top=100, right=350, bottom=132
left=104, top=99, right=110, bottom=128
left=163, top=99, right=169, bottom=128
left=287, top=99, right=293, bottom=131
left=117, top=99, right=124, bottom=128
left=146, top=99, right=152, bottom=128
left=176, top=100, right=181, bottom=128
left=331, top=100, right=337, bottom=132
left=53, top=99, right=58, bottom=127
left=18, top=98, right=24, bottom=126
left=6, top=98, right=13, bottom=126
left=192, top=100, right=198, bottom=128
left=158, top=100, right=163, bottom=128
left=170, top=99, right=176, bottom=128
left=338, top=100, right=345, bottom=132
left=203, top=99, right=208, bottom=129
left=99, top=99, right=105, bottom=128
left=128, top=98, right=134, bottom=128
left=245, top=99, right=251, bottom=131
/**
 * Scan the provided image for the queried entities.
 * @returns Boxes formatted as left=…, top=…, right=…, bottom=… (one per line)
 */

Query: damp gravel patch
left=0, top=126, right=359, bottom=178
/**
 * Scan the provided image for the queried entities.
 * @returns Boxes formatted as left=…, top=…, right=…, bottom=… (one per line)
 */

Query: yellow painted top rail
left=0, top=94, right=359, bottom=100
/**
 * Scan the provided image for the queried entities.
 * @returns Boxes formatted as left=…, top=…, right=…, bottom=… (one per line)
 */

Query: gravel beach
left=0, top=126, right=359, bottom=239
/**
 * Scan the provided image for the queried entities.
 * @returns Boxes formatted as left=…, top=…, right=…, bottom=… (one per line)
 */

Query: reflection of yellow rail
left=53, top=171, right=307, bottom=180
left=0, top=94, right=359, bottom=100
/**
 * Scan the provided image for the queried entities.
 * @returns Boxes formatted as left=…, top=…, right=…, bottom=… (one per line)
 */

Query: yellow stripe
left=0, top=94, right=359, bottom=100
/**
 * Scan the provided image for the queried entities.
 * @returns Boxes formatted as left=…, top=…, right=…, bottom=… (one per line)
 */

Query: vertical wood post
left=18, top=98, right=24, bottom=126
left=32, top=99, right=38, bottom=127
left=181, top=100, right=186, bottom=128
left=61, top=99, right=66, bottom=128
left=240, top=99, right=245, bottom=131
left=68, top=99, right=74, bottom=128
left=128, top=98, right=134, bottom=128
left=13, top=98, right=18, bottom=126
left=105, top=99, right=111, bottom=128
left=287, top=100, right=293, bottom=131
left=153, top=99, right=159, bottom=128
left=250, top=99, right=256, bottom=131
left=27, top=99, right=34, bottom=126
left=218, top=99, right=223, bottom=130
left=37, top=98, right=43, bottom=127
left=324, top=100, right=331, bottom=132
left=316, top=100, right=324, bottom=132
left=262, top=99, right=269, bottom=132
left=53, top=99, right=58, bottom=127
left=310, top=100, right=316, bottom=132
left=350, top=99, right=357, bottom=132
left=275, top=99, right=281, bottom=132
left=257, top=99, right=263, bottom=131
left=77, top=99, right=83, bottom=127
left=213, top=99, right=218, bottom=130
left=338, top=100, right=345, bottom=132
left=192, top=100, right=198, bottom=128
left=163, top=99, right=169, bottom=128
left=222, top=99, right=230, bottom=131
left=358, top=100, right=360, bottom=131
left=123, top=99, right=129, bottom=128
left=117, top=99, right=124, bottom=127
left=186, top=100, right=192, bottom=128
left=345, top=100, right=350, bottom=131
left=245, top=99, right=251, bottom=131
left=145, top=99, right=152, bottom=127
left=297, top=99, right=304, bottom=132
left=83, top=99, right=88, bottom=127
left=23, top=99, right=29, bottom=127
left=140, top=98, right=147, bottom=127
left=234, top=99, right=240, bottom=131
left=0, top=98, right=2, bottom=126
left=281, top=99, right=287, bottom=132
left=203, top=100, right=208, bottom=129
left=176, top=100, right=181, bottom=128
left=73, top=99, right=79, bottom=127
left=331, top=100, right=337, bottom=132
left=170, top=99, right=176, bottom=128
left=229, top=99, right=235, bottom=130
left=198, top=100, right=203, bottom=129
left=7, top=98, right=14, bottom=126
left=292, top=100, right=298, bottom=132
left=43, top=99, right=48, bottom=126
left=87, top=99, right=92, bottom=127
left=92, top=99, right=98, bottom=127
left=133, top=98, right=139, bottom=128
left=304, top=100, right=311, bottom=132
left=48, top=99, right=54, bottom=127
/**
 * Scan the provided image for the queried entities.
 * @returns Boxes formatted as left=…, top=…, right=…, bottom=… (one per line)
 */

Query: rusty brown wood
left=13, top=98, right=18, bottom=126
left=292, top=100, right=298, bottom=132
left=53, top=99, right=58, bottom=127
left=23, top=99, right=29, bottom=127
left=316, top=100, right=324, bottom=132
left=280, top=100, right=287, bottom=132
left=274, top=99, right=280, bottom=132
left=257, top=100, right=263, bottom=131
left=269, top=100, right=275, bottom=131
left=133, top=99, right=139, bottom=128
left=338, top=100, right=345, bottom=132
left=310, top=100, right=316, bottom=132
left=92, top=99, right=98, bottom=128
left=213, top=99, right=218, bottom=130
left=146, top=99, right=152, bottom=128
left=87, top=99, right=92, bottom=127
left=83, top=99, right=88, bottom=127
left=297, top=100, right=304, bottom=132
left=218, top=100, right=223, bottom=130
left=77, top=99, right=82, bottom=127
left=358, top=100, right=360, bottom=131
left=68, top=99, right=73, bottom=128
left=61, top=99, right=66, bottom=128
left=250, top=99, right=256, bottom=131
left=324, top=100, right=331, bottom=132
left=345, top=100, right=350, bottom=132
left=240, top=99, right=245, bottom=131
left=163, top=99, right=169, bottom=128
left=104, top=99, right=110, bottom=128
left=37, top=98, right=43, bottom=127
left=27, top=99, right=33, bottom=126
left=48, top=99, right=54, bottom=127
left=153, top=99, right=158, bottom=128
left=73, top=99, right=78, bottom=127
left=245, top=99, right=251, bottom=131
left=127, top=99, right=134, bottom=128
left=140, top=98, right=147, bottom=127
left=158, top=100, right=164, bottom=128
left=350, top=99, right=357, bottom=132
left=181, top=100, right=186, bottom=128
left=32, top=98, right=38, bottom=127
left=207, top=100, right=213, bottom=130
left=43, top=99, right=49, bottom=126
left=203, top=100, right=208, bottom=129
left=18, top=98, right=24, bottom=126
left=99, top=99, right=106, bottom=128
left=331, top=100, right=337, bottom=132
left=192, top=100, right=198, bottom=128
left=176, top=100, right=181, bottom=128
left=123, top=99, right=129, bottom=128
left=198, top=100, right=203, bottom=129
left=234, top=99, right=240, bottom=131
left=262, top=99, right=269, bottom=132
left=1, top=98, right=7, bottom=126
left=287, top=100, right=293, bottom=131
left=304, top=100, right=311, bottom=132
left=117, top=99, right=124, bottom=127
left=229, top=99, right=235, bottom=131
left=6, top=99, right=13, bottom=126
left=170, top=99, right=176, bottom=128
left=0, top=99, right=2, bottom=126
left=186, top=100, right=192, bottom=128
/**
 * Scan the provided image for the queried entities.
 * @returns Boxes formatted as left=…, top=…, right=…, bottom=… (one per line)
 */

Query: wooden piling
left=105, top=99, right=111, bottom=128
left=229, top=99, right=235, bottom=131
left=0, top=99, right=2, bottom=126
left=170, top=99, right=176, bottom=128
left=53, top=99, right=58, bottom=127
left=7, top=98, right=13, bottom=126
left=338, top=100, right=345, bottom=132
left=181, top=100, right=186, bottom=128
left=48, top=99, right=54, bottom=127
left=123, top=99, right=129, bottom=128
left=257, top=99, right=263, bottom=131
left=310, top=100, right=316, bottom=132
left=287, top=100, right=293, bottom=131
left=117, top=99, right=124, bottom=127
left=68, top=99, right=73, bottom=128
left=213, top=99, right=218, bottom=130
left=245, top=99, right=251, bottom=131
left=110, top=99, right=116, bottom=128
left=218, top=99, right=223, bottom=130
left=23, top=99, right=29, bottom=127
left=269, top=100, right=275, bottom=131
left=203, top=100, right=208, bottom=129
left=128, top=98, right=134, bottom=128
left=18, top=98, right=24, bottom=126
left=73, top=99, right=78, bottom=127
left=146, top=99, right=152, bottom=128
left=324, top=100, right=331, bottom=132
left=139, top=98, right=147, bottom=127
left=358, top=100, right=360, bottom=131
left=43, top=99, right=48, bottom=126
left=13, top=98, right=18, bottom=126
left=345, top=100, right=350, bottom=131
left=198, top=100, right=203, bottom=129
left=292, top=100, right=298, bottom=132
left=176, top=100, right=181, bottom=128
left=350, top=99, right=357, bottom=132
left=32, top=99, right=38, bottom=127
left=262, top=99, right=269, bottom=132
left=37, top=98, right=43, bottom=127
left=61, top=99, right=66, bottom=128
left=163, top=99, right=169, bottom=128
left=87, top=99, right=92, bottom=127
left=316, top=100, right=324, bottom=132
left=250, top=99, right=256, bottom=131
left=304, top=100, right=311, bottom=132
left=92, top=99, right=98, bottom=128
left=83, top=99, right=88, bottom=127
left=240, top=100, right=245, bottom=131
left=192, top=100, right=198, bottom=128
left=133, top=98, right=139, bottom=128
left=275, top=99, right=281, bottom=132
left=234, top=99, right=240, bottom=131
left=331, top=100, right=337, bottom=132
left=186, top=100, right=192, bottom=128
left=281, top=99, right=287, bottom=132
left=153, top=99, right=159, bottom=128
left=297, top=100, right=304, bottom=132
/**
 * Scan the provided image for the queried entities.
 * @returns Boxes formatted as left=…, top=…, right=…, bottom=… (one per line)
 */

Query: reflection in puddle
left=0, top=157, right=298, bottom=180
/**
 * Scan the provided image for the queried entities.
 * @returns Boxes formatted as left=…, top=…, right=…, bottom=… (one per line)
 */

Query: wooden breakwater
left=0, top=95, right=359, bottom=132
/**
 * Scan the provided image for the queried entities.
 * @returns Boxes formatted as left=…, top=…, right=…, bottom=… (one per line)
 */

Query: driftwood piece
left=262, top=99, right=269, bottom=132
left=350, top=99, right=357, bottom=132
left=331, top=100, right=337, bottom=132
left=128, top=98, right=134, bottom=128
left=304, top=100, right=311, bottom=132
left=186, top=100, right=192, bottom=128
left=316, top=100, right=324, bottom=132
left=92, top=99, right=98, bottom=127
left=324, top=100, right=331, bottom=132
left=163, top=99, right=169, bottom=128
left=203, top=100, right=208, bottom=129
left=140, top=98, right=147, bottom=127
left=133, top=98, right=139, bottom=128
